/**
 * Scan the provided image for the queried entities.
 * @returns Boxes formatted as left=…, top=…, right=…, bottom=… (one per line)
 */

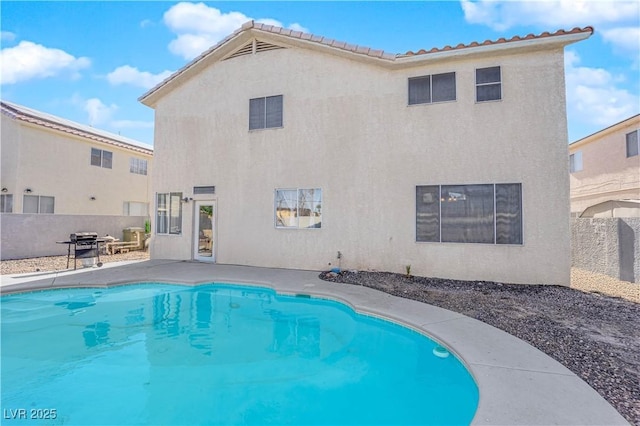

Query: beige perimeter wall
left=151, top=43, right=571, bottom=285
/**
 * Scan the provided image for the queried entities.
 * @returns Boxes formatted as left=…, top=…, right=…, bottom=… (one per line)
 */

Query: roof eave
left=394, top=30, right=592, bottom=67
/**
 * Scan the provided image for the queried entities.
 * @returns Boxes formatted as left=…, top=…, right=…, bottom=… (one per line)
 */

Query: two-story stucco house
left=569, top=114, right=640, bottom=217
left=140, top=22, right=592, bottom=286
left=1, top=100, right=153, bottom=259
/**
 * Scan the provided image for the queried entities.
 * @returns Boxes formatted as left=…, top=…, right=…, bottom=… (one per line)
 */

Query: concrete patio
left=0, top=260, right=629, bottom=425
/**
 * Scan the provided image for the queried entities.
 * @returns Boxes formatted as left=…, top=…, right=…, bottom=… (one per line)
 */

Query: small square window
left=476, top=66, right=502, bottom=102
left=91, top=148, right=113, bottom=168
left=250, top=95, right=283, bottom=130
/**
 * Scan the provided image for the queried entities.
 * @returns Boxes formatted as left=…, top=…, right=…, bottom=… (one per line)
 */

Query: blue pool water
left=1, top=284, right=478, bottom=425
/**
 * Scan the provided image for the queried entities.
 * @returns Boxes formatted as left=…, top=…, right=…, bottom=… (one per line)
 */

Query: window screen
left=409, top=72, right=456, bottom=105
left=476, top=66, right=502, bottom=102
left=249, top=95, right=283, bottom=130
left=416, top=183, right=523, bottom=245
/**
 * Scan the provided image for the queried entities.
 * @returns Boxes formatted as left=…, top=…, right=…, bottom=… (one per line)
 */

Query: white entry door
left=193, top=201, right=215, bottom=262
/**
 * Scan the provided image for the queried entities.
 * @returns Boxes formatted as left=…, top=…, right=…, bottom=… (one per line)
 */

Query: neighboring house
left=140, top=22, right=592, bottom=286
left=569, top=114, right=640, bottom=217
left=1, top=100, right=153, bottom=259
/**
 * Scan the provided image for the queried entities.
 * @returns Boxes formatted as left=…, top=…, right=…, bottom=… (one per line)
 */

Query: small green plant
left=144, top=219, right=151, bottom=234
left=405, top=264, right=412, bottom=278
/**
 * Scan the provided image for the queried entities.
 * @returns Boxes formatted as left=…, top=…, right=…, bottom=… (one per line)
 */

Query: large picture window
left=275, top=188, right=322, bottom=229
left=250, top=95, right=283, bottom=130
left=156, top=192, right=182, bottom=234
left=416, top=183, right=522, bottom=244
left=408, top=72, right=456, bottom=105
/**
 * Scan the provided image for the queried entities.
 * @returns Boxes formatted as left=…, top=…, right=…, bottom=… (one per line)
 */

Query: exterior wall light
left=24, top=188, right=32, bottom=193
left=90, top=196, right=96, bottom=201
left=1, top=187, right=7, bottom=193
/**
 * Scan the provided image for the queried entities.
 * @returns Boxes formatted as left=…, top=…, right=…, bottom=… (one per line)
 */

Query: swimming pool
left=1, top=283, right=478, bottom=425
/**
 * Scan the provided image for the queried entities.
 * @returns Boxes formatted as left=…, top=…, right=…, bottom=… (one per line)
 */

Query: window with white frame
left=156, top=193, right=182, bottom=234
left=408, top=72, right=456, bottom=105
left=416, top=184, right=522, bottom=244
left=1, top=194, right=13, bottom=213
left=570, top=151, right=583, bottom=173
left=275, top=188, right=322, bottom=229
left=23, top=195, right=55, bottom=214
left=476, top=66, right=502, bottom=102
left=124, top=201, right=149, bottom=216
left=91, top=148, right=112, bottom=169
left=130, top=158, right=148, bottom=175
left=249, top=95, right=283, bottom=130
left=626, top=130, right=639, bottom=158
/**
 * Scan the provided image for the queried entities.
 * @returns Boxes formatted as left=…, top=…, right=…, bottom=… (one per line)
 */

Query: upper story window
left=408, top=72, right=456, bottom=105
left=626, top=130, right=639, bottom=158
left=275, top=188, right=322, bottom=229
left=23, top=195, right=54, bottom=214
left=1, top=194, right=13, bottom=213
left=249, top=95, right=283, bottom=130
left=91, top=148, right=112, bottom=169
left=476, top=66, right=502, bottom=102
left=156, top=192, right=182, bottom=235
left=570, top=151, right=583, bottom=173
left=130, top=157, right=148, bottom=175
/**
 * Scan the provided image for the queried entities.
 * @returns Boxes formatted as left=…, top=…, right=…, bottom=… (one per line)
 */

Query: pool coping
left=0, top=260, right=630, bottom=425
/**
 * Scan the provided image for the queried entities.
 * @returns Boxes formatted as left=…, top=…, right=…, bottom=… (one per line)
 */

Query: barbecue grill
left=57, top=232, right=103, bottom=269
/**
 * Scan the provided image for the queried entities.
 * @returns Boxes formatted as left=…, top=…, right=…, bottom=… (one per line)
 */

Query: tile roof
left=1, top=100, right=153, bottom=154
left=242, top=22, right=594, bottom=60
left=401, top=27, right=594, bottom=57
left=140, top=21, right=593, bottom=106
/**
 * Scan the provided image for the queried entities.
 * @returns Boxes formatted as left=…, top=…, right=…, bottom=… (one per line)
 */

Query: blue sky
left=1, top=1, right=638, bottom=145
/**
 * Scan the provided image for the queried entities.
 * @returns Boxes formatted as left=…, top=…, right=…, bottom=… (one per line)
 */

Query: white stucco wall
left=1, top=115, right=152, bottom=216
left=150, top=41, right=571, bottom=285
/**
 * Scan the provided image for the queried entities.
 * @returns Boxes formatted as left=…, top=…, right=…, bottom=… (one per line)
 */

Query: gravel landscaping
left=1, top=251, right=150, bottom=276
left=320, top=269, right=639, bottom=425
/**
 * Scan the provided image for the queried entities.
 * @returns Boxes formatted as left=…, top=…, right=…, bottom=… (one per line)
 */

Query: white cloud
left=84, top=98, right=117, bottom=127
left=460, top=0, right=640, bottom=31
left=601, top=27, right=640, bottom=55
left=565, top=50, right=639, bottom=131
left=107, top=65, right=173, bottom=90
left=1, top=31, right=16, bottom=42
left=0, top=41, right=90, bottom=85
left=163, top=2, right=309, bottom=60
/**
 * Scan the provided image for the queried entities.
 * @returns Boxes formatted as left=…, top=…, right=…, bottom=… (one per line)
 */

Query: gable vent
left=224, top=39, right=286, bottom=60
left=255, top=40, right=285, bottom=53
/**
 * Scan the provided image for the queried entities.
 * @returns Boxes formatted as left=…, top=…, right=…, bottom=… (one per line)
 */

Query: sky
left=1, top=1, right=638, bottom=145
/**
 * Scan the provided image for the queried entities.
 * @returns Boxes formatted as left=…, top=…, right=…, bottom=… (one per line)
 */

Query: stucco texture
left=149, top=36, right=572, bottom=285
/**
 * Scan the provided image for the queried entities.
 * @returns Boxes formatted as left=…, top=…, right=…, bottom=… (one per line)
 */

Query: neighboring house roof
left=140, top=21, right=593, bottom=107
left=1, top=100, right=153, bottom=155
left=569, top=114, right=640, bottom=149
